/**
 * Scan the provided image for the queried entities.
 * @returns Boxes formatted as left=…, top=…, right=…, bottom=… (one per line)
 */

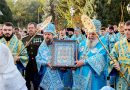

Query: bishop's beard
left=86, top=39, right=98, bottom=49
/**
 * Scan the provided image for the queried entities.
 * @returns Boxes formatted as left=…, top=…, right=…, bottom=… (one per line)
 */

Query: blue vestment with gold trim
left=73, top=39, right=107, bottom=90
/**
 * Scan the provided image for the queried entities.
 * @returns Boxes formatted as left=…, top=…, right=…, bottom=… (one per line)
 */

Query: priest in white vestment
left=0, top=43, right=27, bottom=90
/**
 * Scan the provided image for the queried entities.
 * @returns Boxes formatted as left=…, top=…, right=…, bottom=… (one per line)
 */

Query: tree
left=55, top=0, right=95, bottom=28
left=5, top=0, right=130, bottom=27
left=56, top=0, right=130, bottom=27
left=0, top=0, right=13, bottom=23
left=95, top=0, right=130, bottom=26
left=6, top=0, right=41, bottom=27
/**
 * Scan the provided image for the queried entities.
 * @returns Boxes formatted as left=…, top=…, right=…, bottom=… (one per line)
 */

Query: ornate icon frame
left=51, top=40, right=78, bottom=68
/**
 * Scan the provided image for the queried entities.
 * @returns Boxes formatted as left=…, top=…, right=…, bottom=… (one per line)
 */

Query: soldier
left=22, top=22, right=43, bottom=90
left=0, top=22, right=28, bottom=74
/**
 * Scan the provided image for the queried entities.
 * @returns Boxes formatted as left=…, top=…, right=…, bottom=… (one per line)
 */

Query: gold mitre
left=81, top=14, right=96, bottom=33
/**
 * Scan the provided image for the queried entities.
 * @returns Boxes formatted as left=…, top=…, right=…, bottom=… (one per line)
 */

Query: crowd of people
left=0, top=16, right=130, bottom=90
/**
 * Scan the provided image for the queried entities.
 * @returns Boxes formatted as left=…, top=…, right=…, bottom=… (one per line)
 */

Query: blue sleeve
left=36, top=43, right=48, bottom=71
left=83, top=47, right=107, bottom=75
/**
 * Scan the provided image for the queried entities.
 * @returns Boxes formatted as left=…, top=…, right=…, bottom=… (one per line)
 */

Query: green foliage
left=5, top=0, right=130, bottom=27
left=6, top=0, right=41, bottom=27
left=55, top=0, right=96, bottom=28
left=96, top=0, right=130, bottom=26
left=55, top=0, right=130, bottom=27
left=0, top=0, right=13, bottom=23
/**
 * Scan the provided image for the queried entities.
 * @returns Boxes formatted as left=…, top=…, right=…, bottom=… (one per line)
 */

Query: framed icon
left=51, top=40, right=78, bottom=67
